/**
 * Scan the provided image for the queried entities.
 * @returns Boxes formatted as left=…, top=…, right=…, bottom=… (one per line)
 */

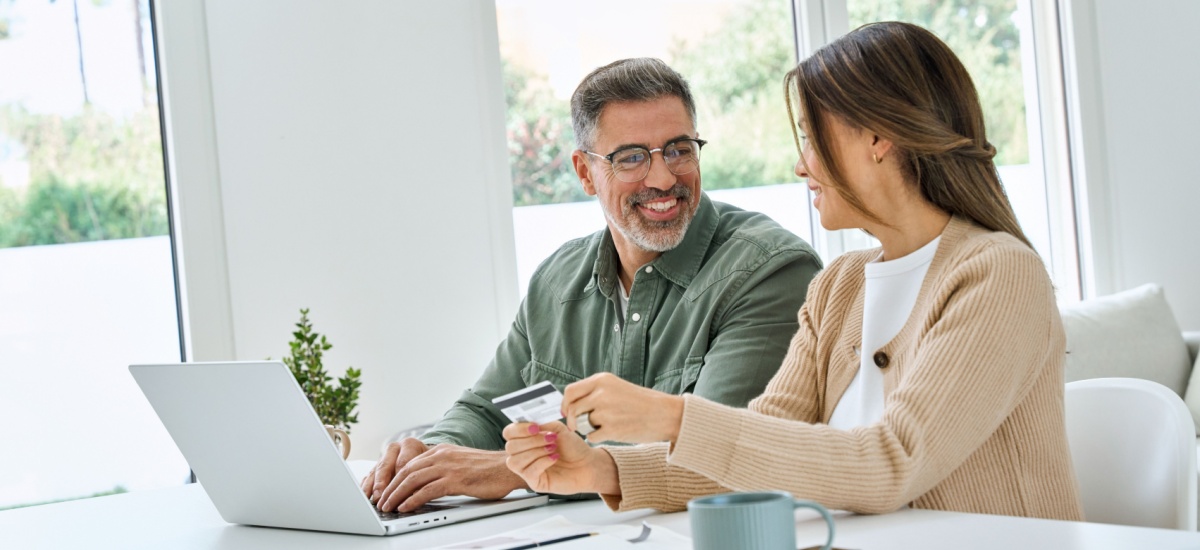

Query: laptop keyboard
left=376, top=503, right=458, bottom=520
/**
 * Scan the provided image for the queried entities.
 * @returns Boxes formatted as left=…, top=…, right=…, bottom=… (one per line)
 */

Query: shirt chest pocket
left=650, top=355, right=705, bottom=395
left=520, top=359, right=582, bottom=390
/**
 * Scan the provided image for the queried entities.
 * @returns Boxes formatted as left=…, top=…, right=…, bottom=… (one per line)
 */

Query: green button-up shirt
left=422, top=193, right=822, bottom=449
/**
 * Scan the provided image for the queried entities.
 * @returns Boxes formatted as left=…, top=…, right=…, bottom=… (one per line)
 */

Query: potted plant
left=280, top=308, right=362, bottom=458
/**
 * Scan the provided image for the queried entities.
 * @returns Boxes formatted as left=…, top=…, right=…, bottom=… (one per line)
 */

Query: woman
left=503, top=21, right=1083, bottom=520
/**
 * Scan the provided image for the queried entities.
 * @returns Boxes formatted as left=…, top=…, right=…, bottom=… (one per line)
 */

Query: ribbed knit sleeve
left=601, top=442, right=726, bottom=512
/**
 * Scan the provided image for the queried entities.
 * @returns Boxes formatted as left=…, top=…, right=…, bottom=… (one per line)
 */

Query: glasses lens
left=663, top=140, right=700, bottom=175
left=611, top=147, right=651, bottom=182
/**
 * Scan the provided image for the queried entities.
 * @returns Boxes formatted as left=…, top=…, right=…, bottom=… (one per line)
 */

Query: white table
left=4, top=482, right=1200, bottom=549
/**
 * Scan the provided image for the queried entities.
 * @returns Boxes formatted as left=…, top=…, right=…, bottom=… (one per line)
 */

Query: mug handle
left=793, top=499, right=835, bottom=550
left=328, top=427, right=351, bottom=459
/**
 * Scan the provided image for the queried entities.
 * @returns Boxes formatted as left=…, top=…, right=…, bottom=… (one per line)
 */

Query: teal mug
left=687, top=491, right=835, bottom=550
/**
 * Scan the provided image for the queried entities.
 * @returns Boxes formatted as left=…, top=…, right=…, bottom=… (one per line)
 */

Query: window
left=495, top=0, right=811, bottom=295
left=495, top=0, right=1078, bottom=300
left=0, top=0, right=186, bottom=509
left=799, top=0, right=1080, bottom=299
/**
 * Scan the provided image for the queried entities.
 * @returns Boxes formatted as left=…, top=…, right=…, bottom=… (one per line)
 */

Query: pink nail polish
left=528, top=424, right=540, bottom=435
left=544, top=433, right=557, bottom=443
left=549, top=453, right=560, bottom=461
left=545, top=444, right=557, bottom=452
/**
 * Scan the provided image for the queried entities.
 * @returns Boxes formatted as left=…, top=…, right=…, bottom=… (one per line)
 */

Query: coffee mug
left=325, top=425, right=351, bottom=459
left=687, top=491, right=835, bottom=550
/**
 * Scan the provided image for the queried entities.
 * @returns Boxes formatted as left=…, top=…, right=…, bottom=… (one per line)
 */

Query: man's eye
left=615, top=152, right=647, bottom=166
left=665, top=145, right=692, bottom=159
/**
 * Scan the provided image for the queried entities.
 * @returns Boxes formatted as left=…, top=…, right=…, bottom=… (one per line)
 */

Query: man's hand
left=363, top=439, right=530, bottom=513
left=561, top=372, right=685, bottom=443
left=360, top=437, right=428, bottom=505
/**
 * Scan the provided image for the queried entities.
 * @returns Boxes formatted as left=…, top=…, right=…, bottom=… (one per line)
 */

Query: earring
left=873, top=153, right=882, bottom=164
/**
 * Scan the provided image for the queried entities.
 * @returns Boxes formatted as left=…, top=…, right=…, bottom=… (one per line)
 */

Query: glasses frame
left=584, top=138, right=708, bottom=183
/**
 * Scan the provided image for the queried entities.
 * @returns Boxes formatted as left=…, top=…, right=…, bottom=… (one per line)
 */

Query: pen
left=508, top=532, right=596, bottom=549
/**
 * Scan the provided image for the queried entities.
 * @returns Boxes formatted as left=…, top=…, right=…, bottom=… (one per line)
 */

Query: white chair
left=1065, top=377, right=1198, bottom=530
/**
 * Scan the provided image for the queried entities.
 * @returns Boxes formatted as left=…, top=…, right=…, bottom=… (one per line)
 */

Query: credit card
left=491, top=381, right=564, bottom=425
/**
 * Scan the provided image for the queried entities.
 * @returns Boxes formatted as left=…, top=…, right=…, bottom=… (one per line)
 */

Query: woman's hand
left=503, top=421, right=620, bottom=496
left=561, top=373, right=684, bottom=443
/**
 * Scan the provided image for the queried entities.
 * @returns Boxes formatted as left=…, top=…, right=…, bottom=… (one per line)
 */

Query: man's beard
left=602, top=183, right=695, bottom=253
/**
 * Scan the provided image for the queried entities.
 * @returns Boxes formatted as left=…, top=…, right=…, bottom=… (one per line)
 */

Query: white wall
left=157, top=0, right=518, bottom=459
left=1067, top=0, right=1200, bottom=330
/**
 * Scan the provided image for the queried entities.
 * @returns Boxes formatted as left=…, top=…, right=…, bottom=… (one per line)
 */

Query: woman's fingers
left=505, top=453, right=556, bottom=491
left=563, top=373, right=617, bottom=418
left=505, top=429, right=557, bottom=456
left=501, top=421, right=540, bottom=442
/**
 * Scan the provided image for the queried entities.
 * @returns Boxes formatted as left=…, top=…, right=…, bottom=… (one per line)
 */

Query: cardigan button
left=873, top=351, right=890, bottom=368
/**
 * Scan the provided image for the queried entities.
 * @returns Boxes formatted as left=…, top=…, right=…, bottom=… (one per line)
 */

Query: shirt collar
left=591, top=192, right=718, bottom=295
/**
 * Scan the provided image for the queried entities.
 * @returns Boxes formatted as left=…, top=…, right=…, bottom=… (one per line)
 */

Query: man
left=362, top=58, right=822, bottom=513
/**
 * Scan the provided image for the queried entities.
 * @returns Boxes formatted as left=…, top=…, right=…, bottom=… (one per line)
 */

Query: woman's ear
left=871, top=134, right=895, bottom=163
left=572, top=150, right=598, bottom=196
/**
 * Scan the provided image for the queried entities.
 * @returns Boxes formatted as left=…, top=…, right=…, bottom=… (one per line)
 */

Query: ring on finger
left=576, top=411, right=596, bottom=436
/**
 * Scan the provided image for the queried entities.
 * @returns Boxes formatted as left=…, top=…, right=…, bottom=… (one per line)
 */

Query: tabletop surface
left=5, top=480, right=1200, bottom=550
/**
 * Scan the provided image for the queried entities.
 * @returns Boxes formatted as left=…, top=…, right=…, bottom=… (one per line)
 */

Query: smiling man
left=361, top=58, right=822, bottom=512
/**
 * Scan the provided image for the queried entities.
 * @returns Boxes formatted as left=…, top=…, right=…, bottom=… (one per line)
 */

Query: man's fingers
left=360, top=466, right=376, bottom=496
left=380, top=460, right=440, bottom=512
left=376, top=440, right=429, bottom=501
left=397, top=480, right=451, bottom=513
left=378, top=450, right=438, bottom=511
left=370, top=442, right=404, bottom=501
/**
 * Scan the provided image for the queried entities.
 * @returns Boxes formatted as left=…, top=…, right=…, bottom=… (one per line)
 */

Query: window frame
left=790, top=0, right=1083, bottom=301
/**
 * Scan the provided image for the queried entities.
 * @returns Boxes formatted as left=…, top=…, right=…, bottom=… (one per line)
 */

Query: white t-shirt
left=617, top=280, right=630, bottom=321
left=828, top=236, right=941, bottom=430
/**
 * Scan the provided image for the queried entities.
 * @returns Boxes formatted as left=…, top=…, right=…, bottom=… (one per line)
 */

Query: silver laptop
left=130, top=361, right=548, bottom=536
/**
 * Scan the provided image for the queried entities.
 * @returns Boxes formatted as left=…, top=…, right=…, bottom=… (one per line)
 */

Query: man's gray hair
left=570, top=58, right=697, bottom=151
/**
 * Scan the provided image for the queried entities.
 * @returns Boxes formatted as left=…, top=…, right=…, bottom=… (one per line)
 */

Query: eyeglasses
left=584, top=138, right=707, bottom=183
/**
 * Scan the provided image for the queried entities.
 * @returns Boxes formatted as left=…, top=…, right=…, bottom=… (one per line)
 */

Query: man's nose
left=642, top=151, right=677, bottom=191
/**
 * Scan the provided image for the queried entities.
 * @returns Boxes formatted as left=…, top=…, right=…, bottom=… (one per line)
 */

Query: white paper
left=435, top=515, right=690, bottom=550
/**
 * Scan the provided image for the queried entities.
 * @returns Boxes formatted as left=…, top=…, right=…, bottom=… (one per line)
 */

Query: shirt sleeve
left=420, top=296, right=534, bottom=451
left=689, top=250, right=822, bottom=408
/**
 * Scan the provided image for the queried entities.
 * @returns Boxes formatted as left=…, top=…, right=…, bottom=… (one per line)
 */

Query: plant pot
left=325, top=425, right=351, bottom=459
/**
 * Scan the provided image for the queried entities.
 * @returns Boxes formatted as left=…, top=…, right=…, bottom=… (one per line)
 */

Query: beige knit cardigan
left=603, top=216, right=1084, bottom=521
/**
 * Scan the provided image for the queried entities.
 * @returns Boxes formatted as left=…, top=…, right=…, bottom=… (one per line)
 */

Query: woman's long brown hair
left=786, top=21, right=1033, bottom=249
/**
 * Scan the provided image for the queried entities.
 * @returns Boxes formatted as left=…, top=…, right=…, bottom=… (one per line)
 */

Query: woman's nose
left=794, top=158, right=808, bottom=179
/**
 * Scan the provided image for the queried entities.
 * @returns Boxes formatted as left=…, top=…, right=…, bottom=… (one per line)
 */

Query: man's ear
left=572, top=150, right=598, bottom=196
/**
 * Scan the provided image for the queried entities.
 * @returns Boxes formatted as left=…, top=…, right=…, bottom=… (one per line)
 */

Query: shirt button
left=613, top=323, right=620, bottom=332
left=645, top=266, right=654, bottom=274
left=631, top=313, right=641, bottom=322
left=873, top=352, right=890, bottom=368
